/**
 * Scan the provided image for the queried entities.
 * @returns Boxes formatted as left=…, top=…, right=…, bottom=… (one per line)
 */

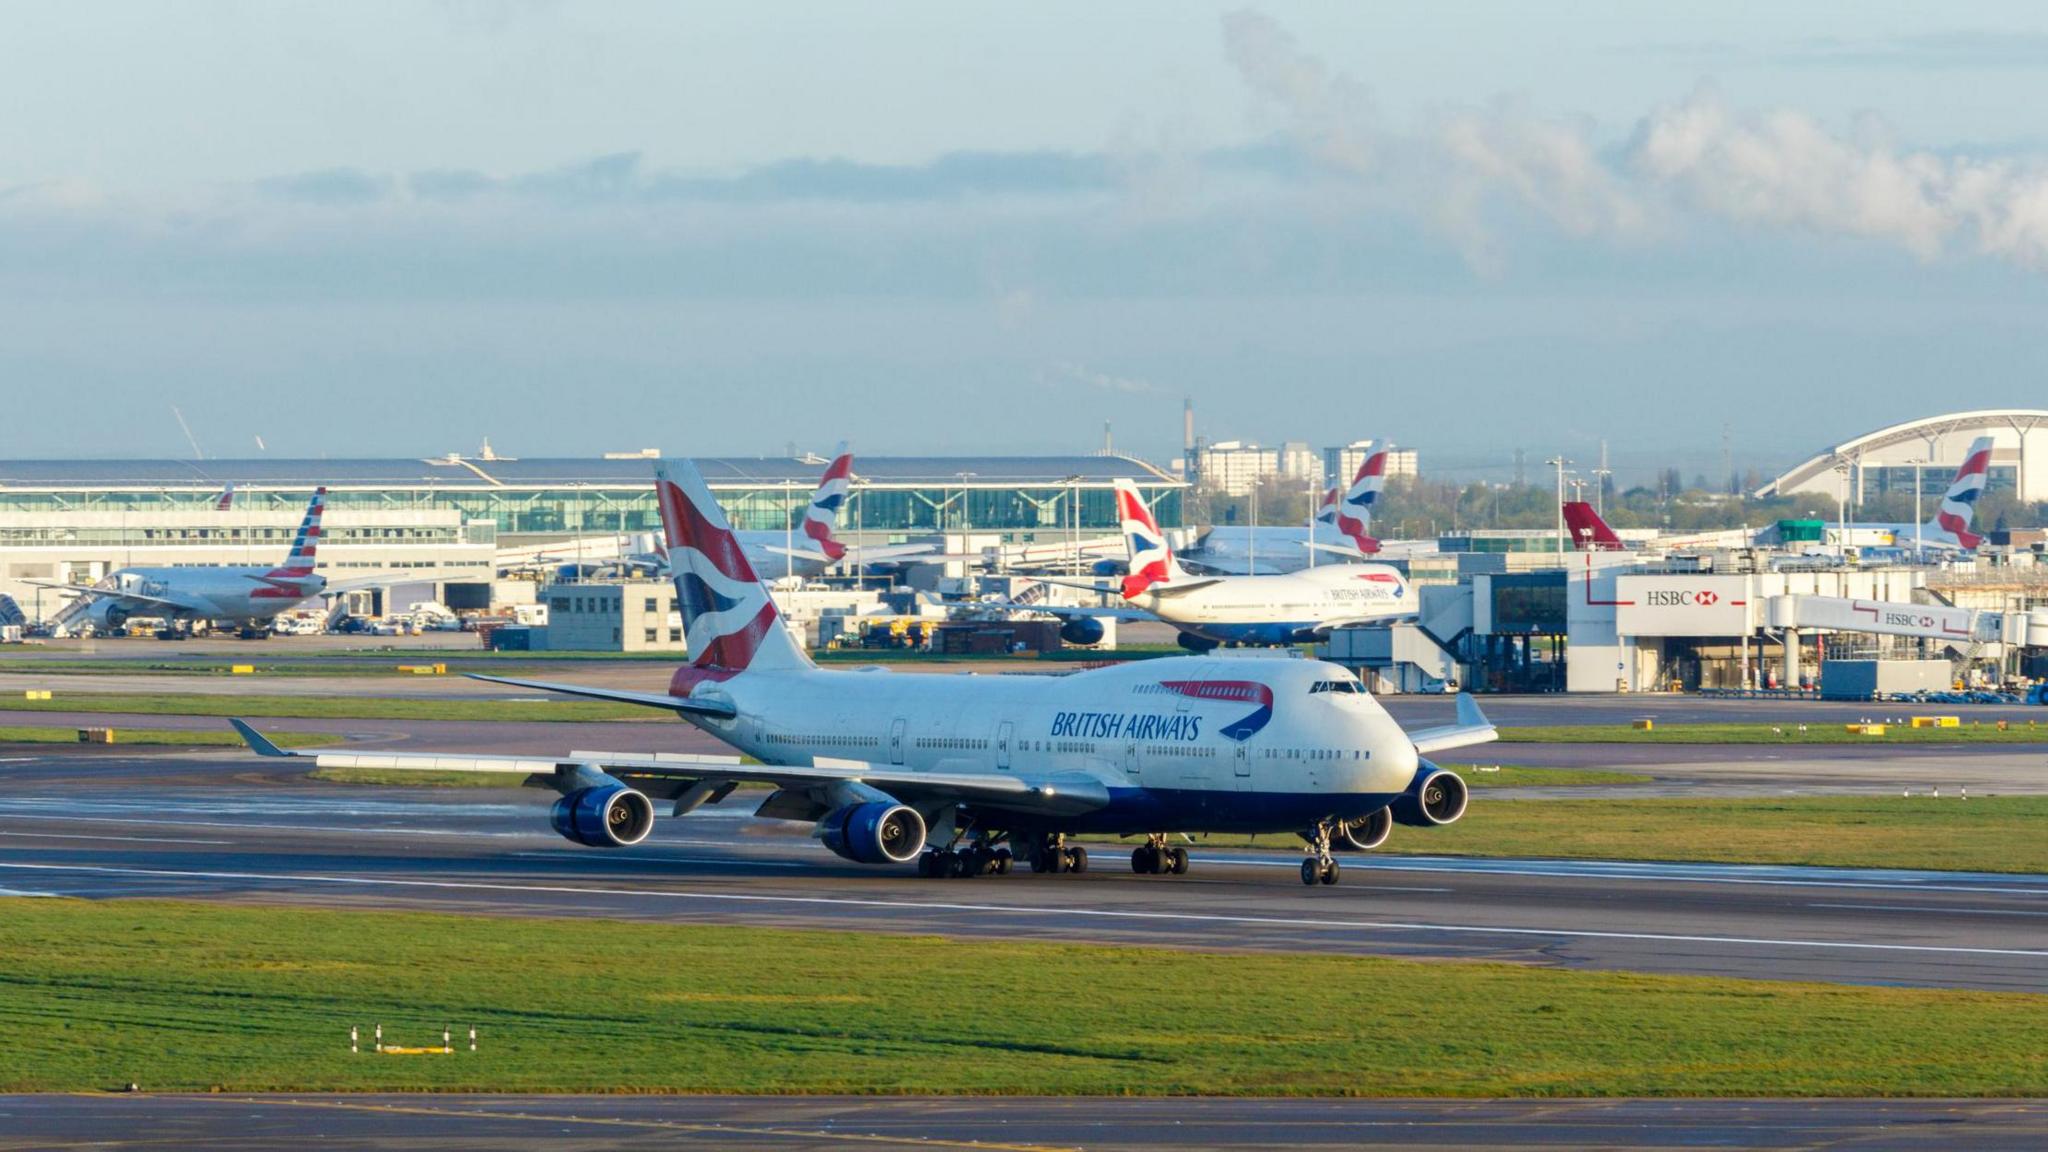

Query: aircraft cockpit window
left=1309, top=681, right=1362, bottom=695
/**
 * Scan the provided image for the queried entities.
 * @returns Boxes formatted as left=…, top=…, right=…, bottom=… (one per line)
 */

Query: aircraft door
left=889, top=718, right=907, bottom=766
left=1124, top=741, right=1141, bottom=777
left=1233, top=744, right=1251, bottom=782
left=996, top=721, right=1013, bottom=770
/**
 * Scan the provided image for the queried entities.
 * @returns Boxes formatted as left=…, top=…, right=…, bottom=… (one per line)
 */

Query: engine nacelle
left=817, top=801, right=927, bottom=864
left=1336, top=805, right=1393, bottom=850
left=549, top=785, right=655, bottom=847
left=1059, top=617, right=1105, bottom=646
left=1390, top=764, right=1468, bottom=828
left=1176, top=631, right=1219, bottom=653
left=1090, top=558, right=1127, bottom=577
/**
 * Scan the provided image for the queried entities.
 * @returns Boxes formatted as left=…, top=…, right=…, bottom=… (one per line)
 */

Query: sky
left=8, top=2, right=2048, bottom=483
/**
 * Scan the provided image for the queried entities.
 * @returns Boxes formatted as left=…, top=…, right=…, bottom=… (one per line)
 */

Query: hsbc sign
left=1617, top=575, right=1755, bottom=637
left=1645, top=589, right=1720, bottom=608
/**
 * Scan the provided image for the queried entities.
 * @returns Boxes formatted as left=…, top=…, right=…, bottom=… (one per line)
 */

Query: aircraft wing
left=466, top=673, right=740, bottom=719
left=970, top=599, right=1163, bottom=623
left=322, top=569, right=494, bottom=596
left=19, top=580, right=197, bottom=612
left=230, top=721, right=1109, bottom=817
left=1406, top=694, right=1498, bottom=755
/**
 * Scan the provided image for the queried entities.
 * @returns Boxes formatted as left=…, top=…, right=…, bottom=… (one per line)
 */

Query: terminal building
left=0, top=453, right=1186, bottom=618
left=1756, top=409, right=2048, bottom=504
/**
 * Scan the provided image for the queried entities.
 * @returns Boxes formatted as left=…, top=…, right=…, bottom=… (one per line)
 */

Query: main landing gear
left=1029, top=833, right=1088, bottom=875
left=1300, top=822, right=1341, bottom=886
left=1131, top=834, right=1189, bottom=876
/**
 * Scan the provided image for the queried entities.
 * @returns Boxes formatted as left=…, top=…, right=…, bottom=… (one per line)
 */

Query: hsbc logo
left=1645, top=589, right=1724, bottom=608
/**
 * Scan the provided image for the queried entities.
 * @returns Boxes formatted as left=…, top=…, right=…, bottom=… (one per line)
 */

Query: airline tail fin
left=802, top=442, right=852, bottom=563
left=1561, top=501, right=1626, bottom=551
left=654, top=459, right=812, bottom=673
left=1923, top=435, right=1994, bottom=551
left=1334, top=441, right=1388, bottom=554
left=267, top=488, right=326, bottom=577
left=1112, top=479, right=1183, bottom=599
left=1312, top=486, right=1339, bottom=527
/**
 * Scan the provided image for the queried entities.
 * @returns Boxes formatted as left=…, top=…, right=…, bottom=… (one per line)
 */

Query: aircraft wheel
left=1300, top=859, right=1320, bottom=886
left=1044, top=847, right=1068, bottom=875
left=1066, top=846, right=1088, bottom=874
left=1132, top=846, right=1154, bottom=874
left=1168, top=847, right=1190, bottom=875
left=993, top=849, right=1013, bottom=875
left=1320, top=860, right=1340, bottom=886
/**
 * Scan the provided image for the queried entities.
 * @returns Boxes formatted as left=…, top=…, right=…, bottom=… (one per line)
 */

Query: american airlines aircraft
left=32, top=489, right=331, bottom=637
left=233, top=458, right=1492, bottom=885
left=1031, top=479, right=1416, bottom=651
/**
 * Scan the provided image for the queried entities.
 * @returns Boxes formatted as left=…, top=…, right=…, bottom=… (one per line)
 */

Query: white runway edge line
left=1, top=861, right=2044, bottom=962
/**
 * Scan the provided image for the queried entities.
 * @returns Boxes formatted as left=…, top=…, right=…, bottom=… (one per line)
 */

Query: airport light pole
left=1908, top=457, right=1925, bottom=560
left=1544, top=456, right=1572, bottom=558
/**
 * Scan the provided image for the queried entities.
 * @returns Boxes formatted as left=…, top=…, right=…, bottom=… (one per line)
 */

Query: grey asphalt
left=1, top=753, right=2044, bottom=991
left=0, top=1094, right=2043, bottom=1150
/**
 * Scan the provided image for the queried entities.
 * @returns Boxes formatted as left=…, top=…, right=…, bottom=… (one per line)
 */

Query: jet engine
left=1335, top=806, right=1393, bottom=850
left=1059, top=617, right=1105, bottom=646
left=817, top=801, right=926, bottom=864
left=1176, top=631, right=1219, bottom=653
left=549, top=784, right=655, bottom=847
left=1090, top=559, right=1126, bottom=577
left=1390, top=763, right=1468, bottom=828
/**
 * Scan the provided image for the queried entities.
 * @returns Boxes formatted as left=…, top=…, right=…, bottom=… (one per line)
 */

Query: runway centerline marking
left=2, top=860, right=2044, bottom=962
left=1808, top=902, right=2048, bottom=918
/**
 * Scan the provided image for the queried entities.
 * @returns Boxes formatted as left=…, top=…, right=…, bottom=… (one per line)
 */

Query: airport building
left=1756, top=409, right=2048, bottom=504
left=0, top=454, right=1185, bottom=620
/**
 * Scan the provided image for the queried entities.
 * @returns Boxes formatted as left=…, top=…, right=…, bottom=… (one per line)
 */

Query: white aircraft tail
left=1335, top=441, right=1387, bottom=554
left=1112, top=479, right=1186, bottom=599
left=1921, top=436, right=1994, bottom=551
left=655, top=459, right=812, bottom=673
left=801, top=443, right=852, bottom=562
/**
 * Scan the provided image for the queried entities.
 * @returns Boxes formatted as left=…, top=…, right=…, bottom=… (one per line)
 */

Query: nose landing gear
left=1300, top=822, right=1341, bottom=886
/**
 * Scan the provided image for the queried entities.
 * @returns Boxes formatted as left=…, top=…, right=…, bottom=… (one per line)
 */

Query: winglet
left=1454, top=692, right=1487, bottom=729
left=229, top=718, right=287, bottom=757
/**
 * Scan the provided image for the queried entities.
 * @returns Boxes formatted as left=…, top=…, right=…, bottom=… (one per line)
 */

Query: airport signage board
left=1614, top=575, right=1754, bottom=636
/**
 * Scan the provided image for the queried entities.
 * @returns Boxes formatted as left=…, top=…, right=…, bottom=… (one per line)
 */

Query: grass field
left=1407, top=794, right=2048, bottom=873
left=1104, top=794, right=2048, bottom=874
left=0, top=692, right=660, bottom=723
left=0, top=899, right=2040, bottom=1096
left=0, top=725, right=332, bottom=749
left=1502, top=721, right=2048, bottom=744
left=307, top=766, right=534, bottom=788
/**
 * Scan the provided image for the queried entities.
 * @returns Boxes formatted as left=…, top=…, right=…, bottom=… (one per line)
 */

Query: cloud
left=1221, top=9, right=1376, bottom=177
left=1629, top=88, right=2048, bottom=267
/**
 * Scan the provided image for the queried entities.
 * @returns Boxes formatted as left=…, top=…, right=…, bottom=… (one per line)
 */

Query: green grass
left=1502, top=721, right=2048, bottom=744
left=0, top=725, right=331, bottom=748
left=307, top=767, right=533, bottom=788
left=0, top=899, right=2041, bottom=1096
left=1415, top=795, right=2048, bottom=873
left=0, top=692, right=659, bottom=723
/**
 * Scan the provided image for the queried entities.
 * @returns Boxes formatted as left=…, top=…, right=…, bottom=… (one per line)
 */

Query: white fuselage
left=85, top=566, right=325, bottom=627
left=679, top=655, right=1419, bottom=834
left=1134, top=564, right=1413, bottom=645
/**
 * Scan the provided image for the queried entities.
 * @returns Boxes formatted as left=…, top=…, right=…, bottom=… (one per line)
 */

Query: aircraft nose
left=1363, top=734, right=1417, bottom=794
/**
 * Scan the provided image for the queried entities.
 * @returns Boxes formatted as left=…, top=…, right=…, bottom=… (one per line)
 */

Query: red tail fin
left=1561, top=502, right=1625, bottom=551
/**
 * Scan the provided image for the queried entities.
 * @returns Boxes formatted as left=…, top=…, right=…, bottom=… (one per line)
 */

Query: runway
left=0, top=1094, right=2041, bottom=1150
left=1, top=754, right=2043, bottom=991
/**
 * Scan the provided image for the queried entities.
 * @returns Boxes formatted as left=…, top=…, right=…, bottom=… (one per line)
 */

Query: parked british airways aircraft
left=234, top=459, right=1491, bottom=884
left=1028, top=480, right=1416, bottom=651
left=31, top=489, right=331, bottom=637
left=631, top=444, right=931, bottom=583
left=1178, top=484, right=1344, bottom=576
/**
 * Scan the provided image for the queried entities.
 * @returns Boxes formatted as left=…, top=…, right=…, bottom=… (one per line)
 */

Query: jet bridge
left=1764, top=594, right=2048, bottom=686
